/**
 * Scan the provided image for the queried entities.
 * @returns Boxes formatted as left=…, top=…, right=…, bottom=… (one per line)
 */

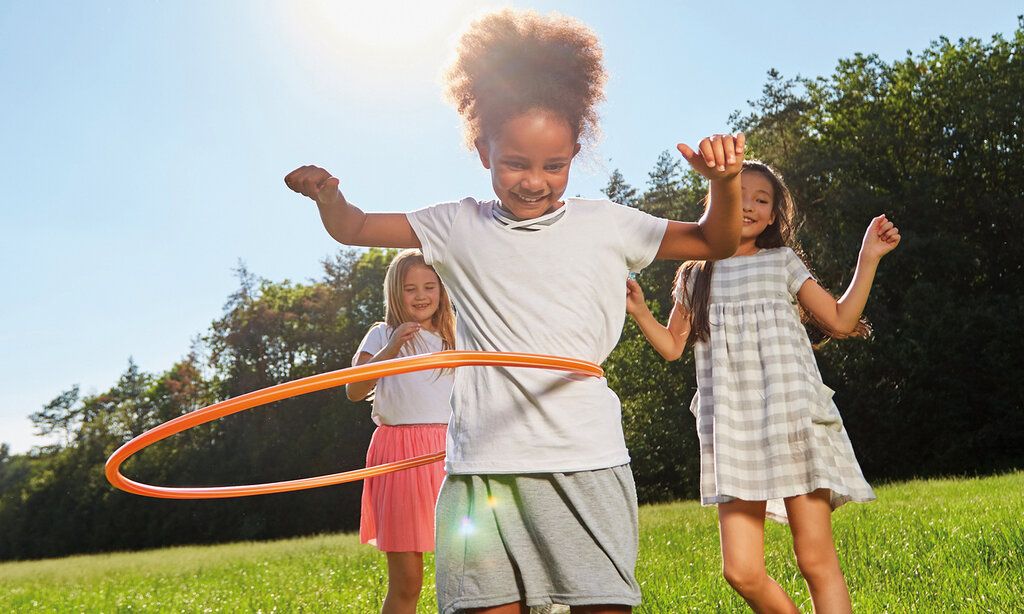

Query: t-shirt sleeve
left=606, top=201, right=669, bottom=272
left=406, top=200, right=463, bottom=267
left=784, top=248, right=813, bottom=296
left=353, top=324, right=388, bottom=365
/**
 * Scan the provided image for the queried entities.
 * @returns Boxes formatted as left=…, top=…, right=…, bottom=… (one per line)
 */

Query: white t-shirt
left=354, top=323, right=454, bottom=426
left=406, top=197, right=667, bottom=474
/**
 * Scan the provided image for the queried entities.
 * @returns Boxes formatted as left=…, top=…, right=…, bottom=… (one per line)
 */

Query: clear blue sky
left=1, top=1, right=1019, bottom=453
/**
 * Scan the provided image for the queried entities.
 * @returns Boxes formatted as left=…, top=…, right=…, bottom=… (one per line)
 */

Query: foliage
left=2, top=22, right=1022, bottom=559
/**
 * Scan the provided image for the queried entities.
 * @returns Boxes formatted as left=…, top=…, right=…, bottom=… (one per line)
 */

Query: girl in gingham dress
left=626, top=160, right=900, bottom=613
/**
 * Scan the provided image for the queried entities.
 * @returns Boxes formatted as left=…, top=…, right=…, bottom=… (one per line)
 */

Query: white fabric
left=354, top=323, right=454, bottom=426
left=407, top=197, right=667, bottom=474
left=676, top=248, right=875, bottom=523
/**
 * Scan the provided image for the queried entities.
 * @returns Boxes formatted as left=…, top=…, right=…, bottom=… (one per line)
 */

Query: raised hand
left=861, top=214, right=901, bottom=262
left=677, top=132, right=745, bottom=181
left=384, top=321, right=422, bottom=355
left=284, top=165, right=345, bottom=208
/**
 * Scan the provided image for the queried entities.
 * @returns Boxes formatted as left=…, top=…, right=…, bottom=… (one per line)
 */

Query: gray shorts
left=435, top=465, right=641, bottom=614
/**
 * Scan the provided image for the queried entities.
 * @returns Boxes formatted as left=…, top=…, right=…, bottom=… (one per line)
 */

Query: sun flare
left=285, top=1, right=496, bottom=76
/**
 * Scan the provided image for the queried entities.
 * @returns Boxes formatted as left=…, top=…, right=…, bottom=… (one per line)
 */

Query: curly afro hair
left=444, top=9, right=607, bottom=149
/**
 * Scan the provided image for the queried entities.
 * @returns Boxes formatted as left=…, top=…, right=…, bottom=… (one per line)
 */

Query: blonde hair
left=383, top=249, right=456, bottom=355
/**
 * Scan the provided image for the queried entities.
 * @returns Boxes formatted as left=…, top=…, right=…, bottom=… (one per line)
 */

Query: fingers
left=722, top=134, right=736, bottom=167
left=676, top=143, right=701, bottom=166
left=625, top=278, right=646, bottom=305
left=699, top=138, right=716, bottom=168
left=710, top=135, right=726, bottom=172
left=870, top=214, right=901, bottom=250
left=390, top=322, right=422, bottom=349
left=873, top=215, right=898, bottom=239
left=284, top=165, right=337, bottom=200
left=317, top=176, right=340, bottom=201
left=400, top=322, right=421, bottom=335
left=880, top=225, right=900, bottom=243
left=678, top=132, right=745, bottom=177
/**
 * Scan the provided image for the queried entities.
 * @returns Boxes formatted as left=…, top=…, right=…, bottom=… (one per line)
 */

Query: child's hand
left=284, top=165, right=346, bottom=208
left=677, top=132, right=745, bottom=181
left=625, top=278, right=648, bottom=316
left=385, top=322, right=421, bottom=354
left=861, top=214, right=901, bottom=262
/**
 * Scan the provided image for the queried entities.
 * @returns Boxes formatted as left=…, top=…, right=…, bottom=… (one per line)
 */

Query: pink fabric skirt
left=359, top=423, right=447, bottom=552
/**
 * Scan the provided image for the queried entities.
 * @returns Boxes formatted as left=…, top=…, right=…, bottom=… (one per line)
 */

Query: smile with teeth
left=743, top=216, right=757, bottom=223
left=513, top=192, right=548, bottom=203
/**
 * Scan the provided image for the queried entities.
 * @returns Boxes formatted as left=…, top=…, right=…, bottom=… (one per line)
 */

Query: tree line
left=1, top=21, right=1021, bottom=560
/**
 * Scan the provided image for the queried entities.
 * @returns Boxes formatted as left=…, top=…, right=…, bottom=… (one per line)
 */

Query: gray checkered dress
left=675, top=247, right=875, bottom=523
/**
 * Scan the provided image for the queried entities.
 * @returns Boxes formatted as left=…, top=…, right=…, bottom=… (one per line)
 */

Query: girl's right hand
left=284, top=165, right=346, bottom=208
left=625, top=278, right=648, bottom=316
left=384, top=321, right=421, bottom=354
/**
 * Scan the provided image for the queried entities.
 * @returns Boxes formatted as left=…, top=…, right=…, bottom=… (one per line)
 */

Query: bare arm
left=656, top=133, right=745, bottom=261
left=285, top=165, right=421, bottom=248
left=626, top=279, right=691, bottom=361
left=346, top=323, right=421, bottom=401
left=798, top=215, right=901, bottom=336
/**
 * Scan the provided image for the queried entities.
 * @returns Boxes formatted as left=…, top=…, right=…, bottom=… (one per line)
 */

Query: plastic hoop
left=104, top=351, right=602, bottom=499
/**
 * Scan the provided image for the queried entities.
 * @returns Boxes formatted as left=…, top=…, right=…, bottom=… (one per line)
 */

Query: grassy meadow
left=1, top=472, right=1021, bottom=612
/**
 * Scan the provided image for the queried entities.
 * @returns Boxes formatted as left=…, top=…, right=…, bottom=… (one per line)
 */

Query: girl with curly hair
left=286, top=9, right=745, bottom=613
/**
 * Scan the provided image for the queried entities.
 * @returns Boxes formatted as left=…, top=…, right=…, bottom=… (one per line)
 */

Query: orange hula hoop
left=104, top=351, right=603, bottom=499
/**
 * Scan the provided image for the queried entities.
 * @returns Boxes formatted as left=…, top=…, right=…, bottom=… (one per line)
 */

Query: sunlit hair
left=383, top=249, right=456, bottom=359
left=677, top=160, right=871, bottom=345
left=443, top=8, right=606, bottom=149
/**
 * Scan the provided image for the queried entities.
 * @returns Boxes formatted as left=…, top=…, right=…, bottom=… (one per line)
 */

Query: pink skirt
left=359, top=423, right=447, bottom=552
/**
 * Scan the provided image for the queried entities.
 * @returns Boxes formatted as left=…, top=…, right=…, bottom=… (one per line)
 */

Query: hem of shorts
left=443, top=592, right=641, bottom=614
left=445, top=455, right=631, bottom=475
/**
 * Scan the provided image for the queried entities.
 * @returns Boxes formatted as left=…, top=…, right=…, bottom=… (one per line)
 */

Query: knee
left=389, top=576, right=423, bottom=602
left=722, top=561, right=769, bottom=596
left=794, top=545, right=839, bottom=584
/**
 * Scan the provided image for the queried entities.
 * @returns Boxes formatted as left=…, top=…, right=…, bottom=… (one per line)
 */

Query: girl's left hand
left=861, top=214, right=901, bottom=261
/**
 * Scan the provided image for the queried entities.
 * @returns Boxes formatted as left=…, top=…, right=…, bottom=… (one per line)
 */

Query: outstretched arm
left=798, top=215, right=901, bottom=336
left=656, top=133, right=745, bottom=261
left=285, top=165, right=421, bottom=248
left=626, top=279, right=691, bottom=361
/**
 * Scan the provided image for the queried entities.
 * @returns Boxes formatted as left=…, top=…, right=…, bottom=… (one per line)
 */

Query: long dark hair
left=677, top=160, right=870, bottom=345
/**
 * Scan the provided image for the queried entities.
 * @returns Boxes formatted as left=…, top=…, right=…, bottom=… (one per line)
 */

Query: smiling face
left=740, top=170, right=777, bottom=244
left=400, top=264, right=442, bottom=327
left=475, top=108, right=581, bottom=220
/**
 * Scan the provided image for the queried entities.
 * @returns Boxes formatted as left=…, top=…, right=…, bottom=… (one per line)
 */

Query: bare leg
left=785, top=490, right=851, bottom=614
left=382, top=551, right=424, bottom=614
left=718, top=499, right=800, bottom=614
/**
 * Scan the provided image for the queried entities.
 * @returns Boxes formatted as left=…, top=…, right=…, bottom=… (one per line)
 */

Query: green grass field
left=1, top=472, right=1021, bottom=612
